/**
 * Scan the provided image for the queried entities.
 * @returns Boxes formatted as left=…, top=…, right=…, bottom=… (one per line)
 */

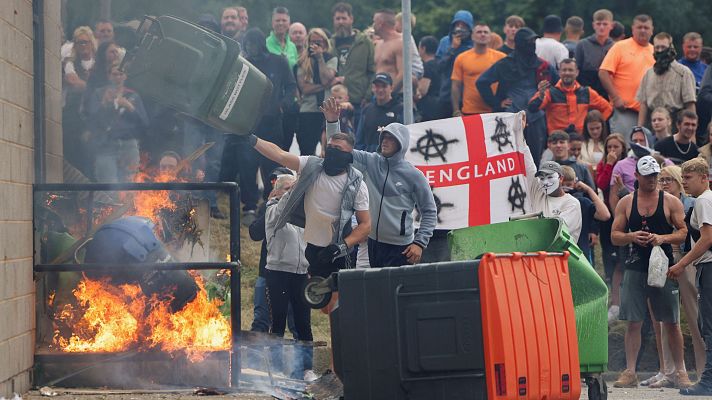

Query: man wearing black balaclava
left=219, top=28, right=297, bottom=226
left=247, top=125, right=371, bottom=281
left=636, top=32, right=696, bottom=128
left=476, top=27, right=559, bottom=166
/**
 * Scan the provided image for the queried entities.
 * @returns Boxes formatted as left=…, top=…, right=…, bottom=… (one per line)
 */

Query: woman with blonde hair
left=63, top=26, right=97, bottom=174
left=296, top=28, right=338, bottom=155
left=650, top=107, right=673, bottom=143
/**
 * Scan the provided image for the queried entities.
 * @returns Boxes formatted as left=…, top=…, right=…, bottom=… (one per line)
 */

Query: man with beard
left=248, top=126, right=371, bottom=279
left=329, top=2, right=374, bottom=131
left=528, top=58, right=611, bottom=134
left=637, top=33, right=696, bottom=128
left=599, top=15, right=655, bottom=144
left=323, top=97, right=437, bottom=267
left=220, top=7, right=242, bottom=40
left=477, top=27, right=559, bottom=166
left=219, top=28, right=297, bottom=224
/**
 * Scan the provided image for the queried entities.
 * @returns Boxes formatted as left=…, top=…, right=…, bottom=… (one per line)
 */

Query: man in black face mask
left=219, top=28, right=297, bottom=225
left=248, top=130, right=371, bottom=279
left=637, top=32, right=697, bottom=128
left=477, top=27, right=559, bottom=166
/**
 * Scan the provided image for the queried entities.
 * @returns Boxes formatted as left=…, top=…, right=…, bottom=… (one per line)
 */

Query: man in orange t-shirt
left=451, top=22, right=506, bottom=115
left=599, top=14, right=655, bottom=143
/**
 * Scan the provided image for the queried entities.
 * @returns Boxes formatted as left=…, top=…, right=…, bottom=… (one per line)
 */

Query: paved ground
left=20, top=378, right=705, bottom=400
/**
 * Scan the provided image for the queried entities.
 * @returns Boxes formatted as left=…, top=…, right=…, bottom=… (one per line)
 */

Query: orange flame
left=129, top=169, right=180, bottom=226
left=145, top=275, right=231, bottom=362
left=52, top=273, right=231, bottom=361
left=54, top=277, right=145, bottom=352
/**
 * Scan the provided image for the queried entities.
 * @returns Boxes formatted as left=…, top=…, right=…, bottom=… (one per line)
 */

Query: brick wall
left=0, top=0, right=61, bottom=397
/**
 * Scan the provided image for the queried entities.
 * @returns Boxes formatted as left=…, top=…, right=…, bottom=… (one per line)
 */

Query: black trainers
left=210, top=206, right=227, bottom=219
left=680, top=383, right=712, bottom=396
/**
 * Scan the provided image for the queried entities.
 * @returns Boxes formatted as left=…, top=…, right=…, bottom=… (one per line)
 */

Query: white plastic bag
left=648, top=245, right=669, bottom=288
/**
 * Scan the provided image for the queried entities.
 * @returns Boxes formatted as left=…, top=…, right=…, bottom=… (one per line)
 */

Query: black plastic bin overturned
left=330, top=261, right=486, bottom=400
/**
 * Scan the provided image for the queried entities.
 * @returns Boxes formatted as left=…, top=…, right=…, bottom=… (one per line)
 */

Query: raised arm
left=250, top=135, right=300, bottom=171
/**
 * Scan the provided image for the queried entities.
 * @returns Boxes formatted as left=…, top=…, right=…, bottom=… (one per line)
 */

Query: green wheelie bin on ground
left=448, top=217, right=609, bottom=376
left=123, top=15, right=272, bottom=134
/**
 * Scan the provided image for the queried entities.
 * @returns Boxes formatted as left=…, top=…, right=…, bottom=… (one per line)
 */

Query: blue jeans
left=93, top=138, right=140, bottom=183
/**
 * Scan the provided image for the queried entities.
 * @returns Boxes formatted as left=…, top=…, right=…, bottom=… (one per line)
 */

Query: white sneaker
left=608, top=305, right=620, bottom=325
left=640, top=372, right=665, bottom=386
left=303, top=369, right=319, bottom=382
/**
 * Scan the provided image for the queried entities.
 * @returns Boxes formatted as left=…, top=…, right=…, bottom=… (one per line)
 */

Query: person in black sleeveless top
left=611, top=156, right=692, bottom=389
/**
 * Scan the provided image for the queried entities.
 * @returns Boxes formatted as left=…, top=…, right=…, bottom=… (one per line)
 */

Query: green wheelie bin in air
left=122, top=15, right=272, bottom=134
left=449, top=216, right=610, bottom=399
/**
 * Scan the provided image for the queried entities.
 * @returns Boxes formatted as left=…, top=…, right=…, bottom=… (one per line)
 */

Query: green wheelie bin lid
left=449, top=217, right=609, bottom=374
left=123, top=15, right=272, bottom=134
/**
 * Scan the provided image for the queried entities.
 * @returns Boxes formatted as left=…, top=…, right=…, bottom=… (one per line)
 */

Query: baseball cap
left=636, top=156, right=661, bottom=176
left=372, top=72, right=393, bottom=85
left=269, top=166, right=294, bottom=181
left=536, top=161, right=563, bottom=177
left=515, top=27, right=539, bottom=42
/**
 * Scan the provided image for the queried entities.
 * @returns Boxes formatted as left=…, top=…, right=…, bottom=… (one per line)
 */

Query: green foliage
left=64, top=0, right=711, bottom=48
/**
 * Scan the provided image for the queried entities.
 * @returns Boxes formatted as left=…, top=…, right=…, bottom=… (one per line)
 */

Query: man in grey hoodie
left=322, top=97, right=437, bottom=267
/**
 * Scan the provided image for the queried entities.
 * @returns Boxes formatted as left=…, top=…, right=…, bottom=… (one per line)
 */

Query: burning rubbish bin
left=449, top=217, right=609, bottom=399
left=123, top=15, right=272, bottom=134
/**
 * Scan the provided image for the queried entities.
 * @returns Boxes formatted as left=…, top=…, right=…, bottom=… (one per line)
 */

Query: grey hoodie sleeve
left=326, top=120, right=380, bottom=168
left=412, top=172, right=437, bottom=248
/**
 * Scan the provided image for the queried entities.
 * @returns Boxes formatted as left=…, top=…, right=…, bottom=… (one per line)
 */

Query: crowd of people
left=60, top=3, right=712, bottom=393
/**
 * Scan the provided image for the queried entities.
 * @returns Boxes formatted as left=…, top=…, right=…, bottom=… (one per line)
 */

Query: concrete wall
left=0, top=0, right=62, bottom=397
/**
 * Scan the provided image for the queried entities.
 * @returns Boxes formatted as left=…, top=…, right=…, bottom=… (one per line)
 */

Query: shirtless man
left=373, top=9, right=404, bottom=92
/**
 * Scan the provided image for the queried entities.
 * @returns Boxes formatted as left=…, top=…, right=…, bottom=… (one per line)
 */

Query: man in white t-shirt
left=669, top=157, right=712, bottom=396
left=536, top=15, right=569, bottom=70
left=250, top=132, right=371, bottom=278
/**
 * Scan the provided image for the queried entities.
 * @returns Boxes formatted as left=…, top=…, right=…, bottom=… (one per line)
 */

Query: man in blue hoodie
left=322, top=97, right=437, bottom=267
left=435, top=10, right=474, bottom=120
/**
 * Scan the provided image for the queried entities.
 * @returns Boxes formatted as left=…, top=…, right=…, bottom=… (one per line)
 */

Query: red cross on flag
left=406, top=112, right=532, bottom=230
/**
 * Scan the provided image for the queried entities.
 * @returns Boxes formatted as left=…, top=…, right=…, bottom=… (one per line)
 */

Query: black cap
left=542, top=15, right=563, bottom=34
left=514, top=27, right=539, bottom=43
left=372, top=72, right=393, bottom=85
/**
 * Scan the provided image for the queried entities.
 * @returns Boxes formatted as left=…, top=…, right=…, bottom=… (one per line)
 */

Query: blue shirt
left=678, top=58, right=708, bottom=88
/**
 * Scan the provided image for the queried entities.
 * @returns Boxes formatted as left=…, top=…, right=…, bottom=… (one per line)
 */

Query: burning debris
left=51, top=273, right=230, bottom=361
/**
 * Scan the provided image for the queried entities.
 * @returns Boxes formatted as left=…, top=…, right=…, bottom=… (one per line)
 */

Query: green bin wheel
left=302, top=276, right=333, bottom=309
left=586, top=376, right=607, bottom=400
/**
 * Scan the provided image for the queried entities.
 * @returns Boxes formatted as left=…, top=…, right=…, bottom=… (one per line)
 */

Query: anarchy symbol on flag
left=406, top=112, right=531, bottom=230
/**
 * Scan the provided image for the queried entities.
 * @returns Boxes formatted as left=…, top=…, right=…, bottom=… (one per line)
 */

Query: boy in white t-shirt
left=669, top=157, right=712, bottom=396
